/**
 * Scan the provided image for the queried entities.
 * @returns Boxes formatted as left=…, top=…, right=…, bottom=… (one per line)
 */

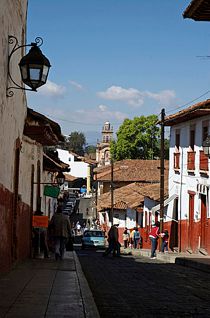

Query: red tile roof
left=95, top=159, right=169, bottom=183
left=64, top=173, right=78, bottom=182
left=164, top=99, right=210, bottom=126
left=24, top=125, right=60, bottom=146
left=97, top=181, right=168, bottom=211
left=183, top=0, right=210, bottom=21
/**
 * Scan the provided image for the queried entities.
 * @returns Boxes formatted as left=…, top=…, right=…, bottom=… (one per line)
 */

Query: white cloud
left=38, top=80, right=66, bottom=97
left=145, top=90, right=176, bottom=106
left=96, top=104, right=127, bottom=121
left=97, top=85, right=144, bottom=107
left=75, top=104, right=127, bottom=123
left=69, top=80, right=84, bottom=91
left=97, top=85, right=176, bottom=107
left=98, top=104, right=107, bottom=112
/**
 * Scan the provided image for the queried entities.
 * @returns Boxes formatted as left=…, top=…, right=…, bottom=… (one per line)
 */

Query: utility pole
left=94, top=176, right=98, bottom=220
left=110, top=157, right=114, bottom=225
left=160, top=108, right=165, bottom=236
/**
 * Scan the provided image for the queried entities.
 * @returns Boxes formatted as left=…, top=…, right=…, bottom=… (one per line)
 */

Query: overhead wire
left=40, top=113, right=122, bottom=127
left=37, top=89, right=210, bottom=132
left=165, top=89, right=210, bottom=116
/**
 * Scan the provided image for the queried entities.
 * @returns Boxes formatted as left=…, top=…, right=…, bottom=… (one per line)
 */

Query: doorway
left=188, top=193, right=195, bottom=250
left=200, top=194, right=207, bottom=249
left=170, top=198, right=178, bottom=251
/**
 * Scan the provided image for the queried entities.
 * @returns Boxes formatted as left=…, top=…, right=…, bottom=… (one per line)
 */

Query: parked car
left=81, top=230, right=105, bottom=249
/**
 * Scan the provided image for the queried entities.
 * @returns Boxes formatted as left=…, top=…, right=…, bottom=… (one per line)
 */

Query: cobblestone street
left=76, top=249, right=210, bottom=318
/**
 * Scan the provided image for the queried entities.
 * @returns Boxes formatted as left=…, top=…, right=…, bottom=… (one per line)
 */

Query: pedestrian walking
left=129, top=228, right=135, bottom=248
left=76, top=221, right=81, bottom=235
left=49, top=206, right=71, bottom=260
left=133, top=227, right=141, bottom=249
left=160, top=229, right=169, bottom=253
left=103, top=223, right=120, bottom=257
left=148, top=221, right=160, bottom=259
left=122, top=228, right=130, bottom=249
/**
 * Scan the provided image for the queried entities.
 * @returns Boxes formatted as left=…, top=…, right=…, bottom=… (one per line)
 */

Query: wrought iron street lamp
left=33, top=171, right=65, bottom=186
left=55, top=171, right=65, bottom=186
left=7, top=36, right=51, bottom=97
left=202, top=135, right=210, bottom=157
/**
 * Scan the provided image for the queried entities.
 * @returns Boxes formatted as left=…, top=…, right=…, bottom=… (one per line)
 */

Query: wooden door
left=170, top=198, right=178, bottom=251
left=200, top=194, right=207, bottom=249
left=188, top=193, right=195, bottom=250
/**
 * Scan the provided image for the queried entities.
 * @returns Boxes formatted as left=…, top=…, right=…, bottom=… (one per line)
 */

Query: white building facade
left=57, top=149, right=89, bottom=178
left=165, top=100, right=210, bottom=254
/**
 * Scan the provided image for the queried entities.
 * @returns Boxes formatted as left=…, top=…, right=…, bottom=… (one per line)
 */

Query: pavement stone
left=0, top=251, right=99, bottom=318
left=77, top=248, right=210, bottom=317
left=125, top=247, right=210, bottom=271
left=1, top=246, right=210, bottom=318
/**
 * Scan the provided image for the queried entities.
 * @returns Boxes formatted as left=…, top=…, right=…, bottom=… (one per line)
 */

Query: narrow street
left=76, top=248, right=210, bottom=317
left=70, top=196, right=96, bottom=227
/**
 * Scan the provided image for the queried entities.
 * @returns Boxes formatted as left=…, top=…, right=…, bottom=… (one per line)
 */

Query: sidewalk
left=125, top=247, right=210, bottom=273
left=0, top=252, right=100, bottom=318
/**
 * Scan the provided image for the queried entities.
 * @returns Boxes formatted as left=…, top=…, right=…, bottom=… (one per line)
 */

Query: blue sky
left=27, top=1, right=210, bottom=144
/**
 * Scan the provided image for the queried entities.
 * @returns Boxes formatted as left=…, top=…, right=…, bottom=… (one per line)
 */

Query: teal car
left=82, top=230, right=105, bottom=249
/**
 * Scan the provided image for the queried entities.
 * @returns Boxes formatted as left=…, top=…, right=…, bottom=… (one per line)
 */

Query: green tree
left=66, top=131, right=86, bottom=156
left=85, top=145, right=96, bottom=154
left=111, top=115, right=162, bottom=160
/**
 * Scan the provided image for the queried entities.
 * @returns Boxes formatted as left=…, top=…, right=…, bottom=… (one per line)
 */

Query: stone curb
left=175, top=257, right=210, bottom=273
left=73, top=251, right=100, bottom=318
left=123, top=248, right=210, bottom=273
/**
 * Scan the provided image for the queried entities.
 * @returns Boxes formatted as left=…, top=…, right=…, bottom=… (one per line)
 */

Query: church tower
left=96, top=121, right=113, bottom=167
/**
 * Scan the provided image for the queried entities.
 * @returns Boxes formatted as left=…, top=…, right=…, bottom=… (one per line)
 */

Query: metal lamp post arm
left=7, top=36, right=43, bottom=97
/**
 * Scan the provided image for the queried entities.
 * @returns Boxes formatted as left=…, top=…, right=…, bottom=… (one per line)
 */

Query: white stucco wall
left=168, top=116, right=210, bottom=222
left=19, top=137, right=42, bottom=206
left=144, top=197, right=159, bottom=225
left=0, top=0, right=28, bottom=191
left=125, top=208, right=136, bottom=229
left=20, top=136, right=59, bottom=215
left=57, top=149, right=88, bottom=178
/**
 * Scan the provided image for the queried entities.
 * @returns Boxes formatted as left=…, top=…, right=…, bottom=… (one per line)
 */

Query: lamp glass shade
left=202, top=135, right=210, bottom=156
left=19, top=45, right=51, bottom=91
left=41, top=65, right=50, bottom=82
left=203, top=145, right=210, bottom=156
left=20, top=64, right=28, bottom=80
left=29, top=66, right=42, bottom=81
left=56, top=172, right=65, bottom=186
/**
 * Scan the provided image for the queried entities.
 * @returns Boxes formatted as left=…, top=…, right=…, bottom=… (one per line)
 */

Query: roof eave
left=183, top=0, right=210, bottom=21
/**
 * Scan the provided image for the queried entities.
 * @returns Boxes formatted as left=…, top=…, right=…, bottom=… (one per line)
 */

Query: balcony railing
left=174, top=152, right=180, bottom=169
left=187, top=151, right=195, bottom=171
left=200, top=150, right=209, bottom=172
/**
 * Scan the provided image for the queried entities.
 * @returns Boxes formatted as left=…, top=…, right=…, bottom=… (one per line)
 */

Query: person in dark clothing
left=49, top=206, right=71, bottom=260
left=133, top=227, right=141, bottom=249
left=103, top=224, right=120, bottom=257
left=160, top=229, right=169, bottom=253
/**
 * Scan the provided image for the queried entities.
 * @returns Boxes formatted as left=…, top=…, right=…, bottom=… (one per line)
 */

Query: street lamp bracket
left=7, top=35, right=51, bottom=97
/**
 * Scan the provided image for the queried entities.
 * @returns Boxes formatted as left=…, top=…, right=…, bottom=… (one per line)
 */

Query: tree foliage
left=110, top=115, right=167, bottom=160
left=85, top=145, right=96, bottom=154
left=66, top=131, right=86, bottom=156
